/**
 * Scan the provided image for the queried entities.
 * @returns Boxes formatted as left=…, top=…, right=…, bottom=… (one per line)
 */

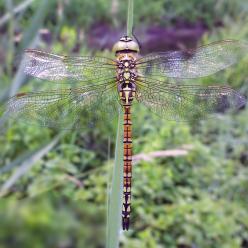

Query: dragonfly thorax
left=116, top=55, right=137, bottom=81
left=116, top=52, right=138, bottom=106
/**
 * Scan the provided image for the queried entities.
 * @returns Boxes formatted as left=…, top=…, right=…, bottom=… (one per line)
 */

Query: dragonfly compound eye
left=112, top=36, right=140, bottom=54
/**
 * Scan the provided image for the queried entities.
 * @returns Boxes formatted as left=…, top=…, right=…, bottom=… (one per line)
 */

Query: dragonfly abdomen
left=122, top=105, right=132, bottom=230
left=116, top=53, right=137, bottom=230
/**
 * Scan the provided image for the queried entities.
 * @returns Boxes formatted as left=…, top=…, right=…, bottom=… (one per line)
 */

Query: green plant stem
left=106, top=109, right=123, bottom=248
left=127, top=0, right=134, bottom=36
left=106, top=1, right=134, bottom=247
left=5, top=0, right=14, bottom=77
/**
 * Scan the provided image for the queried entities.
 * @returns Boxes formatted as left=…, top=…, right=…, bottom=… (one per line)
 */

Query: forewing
left=24, top=49, right=116, bottom=85
left=137, top=40, right=248, bottom=79
left=1, top=83, right=120, bottom=129
left=136, top=78, right=246, bottom=121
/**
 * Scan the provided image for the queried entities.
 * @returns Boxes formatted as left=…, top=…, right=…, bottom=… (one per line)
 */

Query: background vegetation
left=0, top=0, right=248, bottom=247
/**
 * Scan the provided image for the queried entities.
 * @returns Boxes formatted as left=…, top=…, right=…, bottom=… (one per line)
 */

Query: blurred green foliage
left=0, top=0, right=248, bottom=248
left=5, top=0, right=248, bottom=30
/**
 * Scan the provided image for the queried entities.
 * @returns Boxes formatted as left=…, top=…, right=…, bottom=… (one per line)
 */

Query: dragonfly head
left=112, top=36, right=140, bottom=54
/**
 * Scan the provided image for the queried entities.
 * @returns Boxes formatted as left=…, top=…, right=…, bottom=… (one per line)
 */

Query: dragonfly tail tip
left=122, top=217, right=130, bottom=230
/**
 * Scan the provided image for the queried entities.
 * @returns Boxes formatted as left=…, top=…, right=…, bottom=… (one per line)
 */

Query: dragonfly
left=1, top=36, right=247, bottom=230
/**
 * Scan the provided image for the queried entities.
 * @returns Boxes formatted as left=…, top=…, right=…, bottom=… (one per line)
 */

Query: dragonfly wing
left=24, top=49, right=116, bottom=85
left=136, top=78, right=246, bottom=121
left=137, top=40, right=248, bottom=79
left=2, top=82, right=120, bottom=129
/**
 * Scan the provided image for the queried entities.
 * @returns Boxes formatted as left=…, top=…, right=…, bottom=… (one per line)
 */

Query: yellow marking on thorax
left=123, top=72, right=131, bottom=79
left=124, top=85, right=131, bottom=104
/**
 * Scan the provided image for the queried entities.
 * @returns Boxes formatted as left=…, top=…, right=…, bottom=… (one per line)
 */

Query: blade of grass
left=19, top=0, right=50, bottom=51
left=5, top=0, right=15, bottom=77
left=0, top=0, right=35, bottom=27
left=0, top=133, right=63, bottom=197
left=0, top=148, right=42, bottom=175
left=106, top=108, right=123, bottom=248
left=1, top=0, right=50, bottom=101
left=8, top=0, right=50, bottom=97
left=127, top=0, right=134, bottom=37
left=106, top=0, right=134, bottom=247
left=8, top=35, right=39, bottom=97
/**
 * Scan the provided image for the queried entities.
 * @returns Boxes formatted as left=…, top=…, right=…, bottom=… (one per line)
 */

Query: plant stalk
left=127, top=0, right=134, bottom=37
left=106, top=109, right=123, bottom=248
left=106, top=0, right=134, bottom=247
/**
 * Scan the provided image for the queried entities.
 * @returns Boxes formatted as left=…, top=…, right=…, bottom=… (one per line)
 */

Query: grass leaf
left=106, top=1, right=134, bottom=246
left=106, top=108, right=123, bottom=248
